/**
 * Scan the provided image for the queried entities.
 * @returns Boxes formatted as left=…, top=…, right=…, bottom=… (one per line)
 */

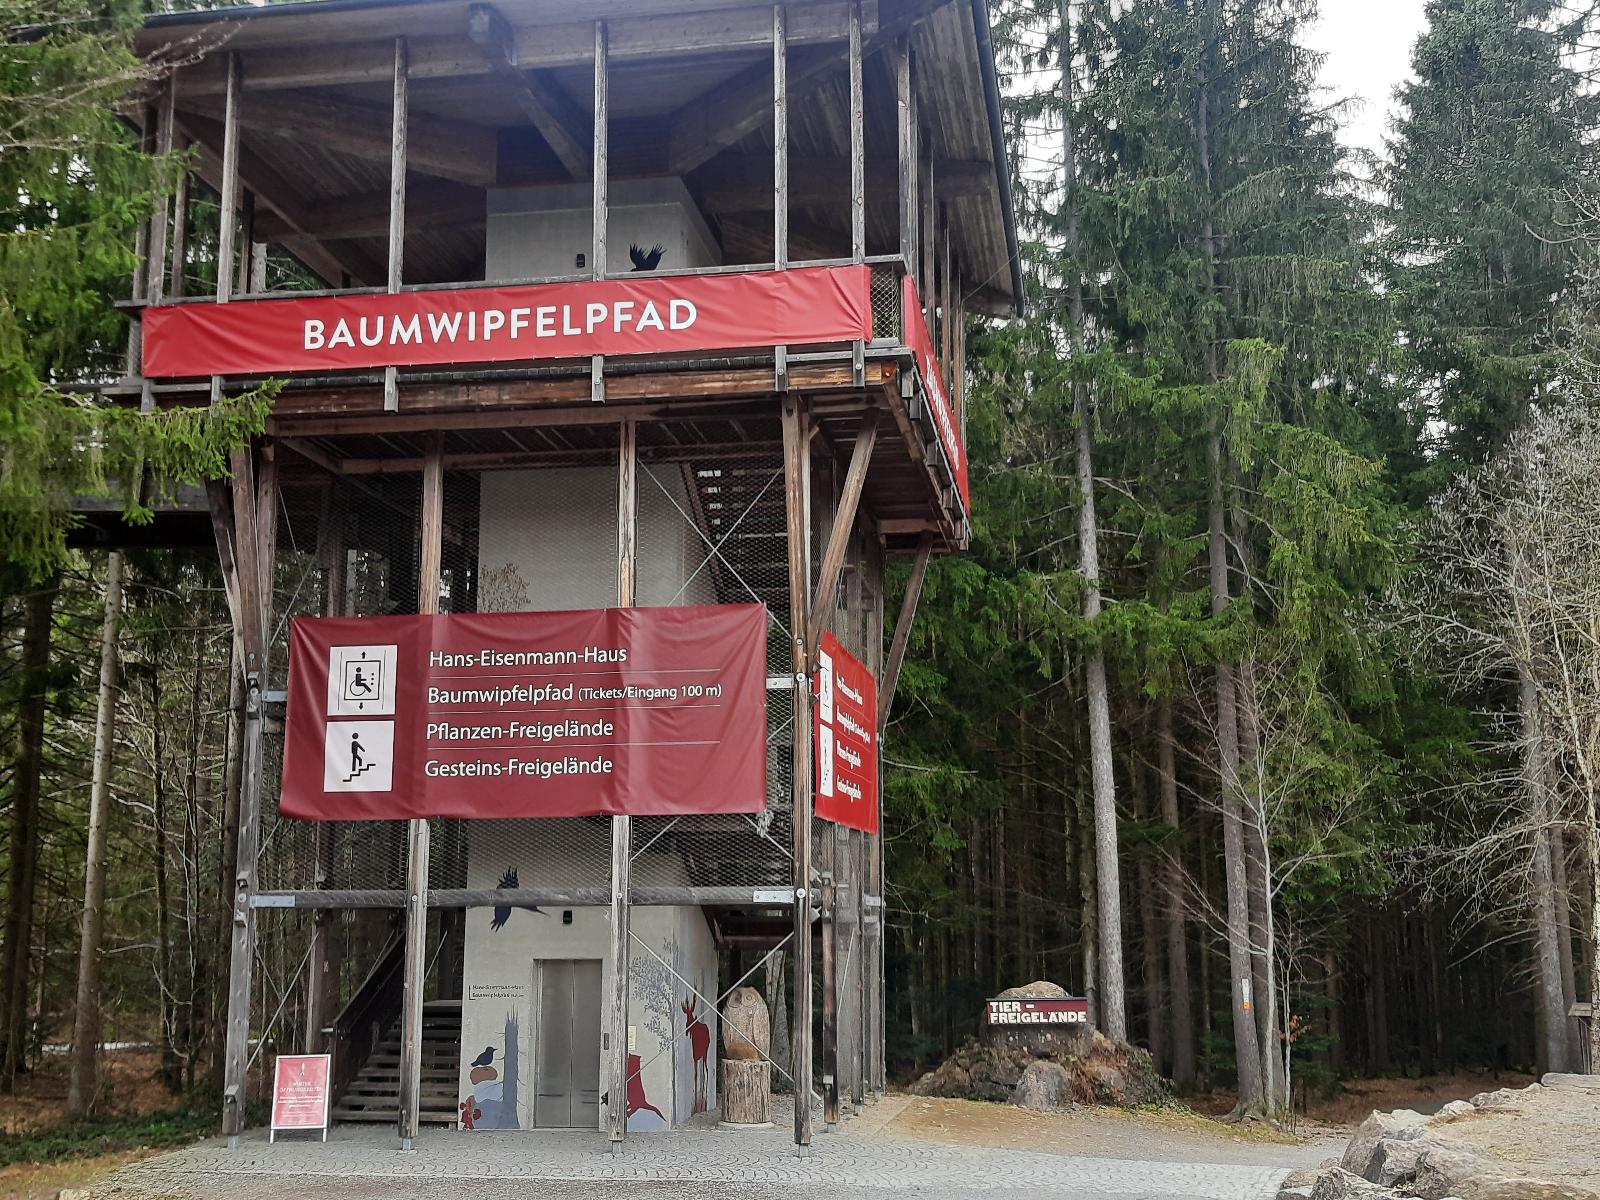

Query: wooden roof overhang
left=135, top=0, right=1023, bottom=313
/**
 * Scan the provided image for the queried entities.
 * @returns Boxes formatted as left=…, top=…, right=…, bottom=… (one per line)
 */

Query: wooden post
left=65, top=551, right=125, bottom=1116
left=848, top=1, right=865, bottom=386
left=220, top=440, right=269, bottom=1145
left=809, top=422, right=878, bottom=649
left=305, top=486, right=348, bottom=1053
left=385, top=37, right=409, bottom=412
left=399, top=434, right=442, bottom=1149
left=920, top=139, right=934, bottom=327
left=607, top=418, right=637, bottom=1152
left=773, top=4, right=788, bottom=391
left=879, top=534, right=932, bottom=727
left=138, top=78, right=178, bottom=411
left=210, top=54, right=241, bottom=407
left=591, top=21, right=608, bottom=404
left=867, top=536, right=886, bottom=1098
left=168, top=138, right=189, bottom=300
left=896, top=38, right=916, bottom=280
left=782, top=397, right=814, bottom=1154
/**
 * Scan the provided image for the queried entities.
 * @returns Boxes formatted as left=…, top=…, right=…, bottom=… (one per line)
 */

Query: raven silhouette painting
left=489, top=866, right=544, bottom=931
left=629, top=242, right=665, bottom=271
left=470, top=1045, right=496, bottom=1068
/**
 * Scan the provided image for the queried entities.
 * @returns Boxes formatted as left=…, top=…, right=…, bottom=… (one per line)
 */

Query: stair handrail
left=328, top=929, right=406, bottom=1111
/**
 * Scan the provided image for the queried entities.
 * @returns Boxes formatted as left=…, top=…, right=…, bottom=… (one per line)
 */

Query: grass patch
left=0, top=1109, right=212, bottom=1168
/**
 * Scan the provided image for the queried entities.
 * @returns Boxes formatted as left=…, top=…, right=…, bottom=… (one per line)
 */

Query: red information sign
left=141, top=265, right=871, bottom=378
left=279, top=605, right=768, bottom=821
left=813, top=632, right=878, bottom=833
left=903, top=276, right=970, bottom=512
left=270, top=1053, right=331, bottom=1142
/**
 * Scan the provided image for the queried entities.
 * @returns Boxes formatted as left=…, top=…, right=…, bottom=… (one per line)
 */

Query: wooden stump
left=719, top=1058, right=772, bottom=1127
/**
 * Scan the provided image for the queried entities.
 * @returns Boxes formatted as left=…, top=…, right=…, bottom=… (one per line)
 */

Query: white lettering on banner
left=299, top=299, right=703, bottom=360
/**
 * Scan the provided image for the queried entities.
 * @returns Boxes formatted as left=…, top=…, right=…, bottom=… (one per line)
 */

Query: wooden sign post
left=269, top=1053, right=332, bottom=1143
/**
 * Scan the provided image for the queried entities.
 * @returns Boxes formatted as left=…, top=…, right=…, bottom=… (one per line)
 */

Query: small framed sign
left=270, top=1053, right=332, bottom=1143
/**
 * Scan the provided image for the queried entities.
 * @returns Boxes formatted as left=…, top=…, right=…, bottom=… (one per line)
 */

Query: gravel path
left=84, top=1096, right=1330, bottom=1200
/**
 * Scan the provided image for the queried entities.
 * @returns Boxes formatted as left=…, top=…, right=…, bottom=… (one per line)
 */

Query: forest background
left=1, top=0, right=1599, bottom=1128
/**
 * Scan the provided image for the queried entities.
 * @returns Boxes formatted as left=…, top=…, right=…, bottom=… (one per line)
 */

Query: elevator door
left=534, top=959, right=603, bottom=1128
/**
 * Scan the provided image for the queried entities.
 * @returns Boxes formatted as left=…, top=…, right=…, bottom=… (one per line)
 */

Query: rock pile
left=909, top=1030, right=1169, bottom=1111
left=1279, top=1082, right=1600, bottom=1200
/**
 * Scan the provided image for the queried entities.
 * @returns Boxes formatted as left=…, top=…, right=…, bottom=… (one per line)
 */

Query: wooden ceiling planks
left=140, top=0, right=1013, bottom=306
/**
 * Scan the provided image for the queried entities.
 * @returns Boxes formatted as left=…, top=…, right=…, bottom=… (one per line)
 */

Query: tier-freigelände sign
left=279, top=605, right=767, bottom=820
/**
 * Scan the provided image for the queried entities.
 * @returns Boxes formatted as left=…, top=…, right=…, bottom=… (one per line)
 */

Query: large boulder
left=1343, top=1110, right=1429, bottom=1180
left=1310, top=1168, right=1401, bottom=1200
left=1409, top=1141, right=1498, bottom=1200
left=1463, top=1182, right=1600, bottom=1200
left=1372, top=1130, right=1479, bottom=1189
left=1013, top=1060, right=1075, bottom=1111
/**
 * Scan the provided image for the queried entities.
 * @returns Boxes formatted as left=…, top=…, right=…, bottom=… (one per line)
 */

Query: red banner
left=903, top=277, right=970, bottom=511
left=814, top=632, right=878, bottom=833
left=279, top=605, right=767, bottom=821
left=141, top=265, right=872, bottom=378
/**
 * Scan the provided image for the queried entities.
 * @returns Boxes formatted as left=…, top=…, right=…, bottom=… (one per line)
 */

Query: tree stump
left=719, top=986, right=772, bottom=1127
left=719, top=1059, right=771, bottom=1127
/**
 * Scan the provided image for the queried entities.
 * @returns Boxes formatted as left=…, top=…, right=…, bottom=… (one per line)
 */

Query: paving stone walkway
left=90, top=1097, right=1317, bottom=1200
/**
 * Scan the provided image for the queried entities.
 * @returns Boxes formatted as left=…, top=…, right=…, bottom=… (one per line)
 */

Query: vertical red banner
left=902, top=276, right=970, bottom=511
left=814, top=631, right=879, bottom=833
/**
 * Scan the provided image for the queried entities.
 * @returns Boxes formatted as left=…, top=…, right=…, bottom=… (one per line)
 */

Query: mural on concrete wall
left=682, top=997, right=711, bottom=1115
left=478, top=562, right=531, bottom=614
left=627, top=952, right=674, bottom=1131
left=461, top=1012, right=521, bottom=1130
left=489, top=866, right=545, bottom=931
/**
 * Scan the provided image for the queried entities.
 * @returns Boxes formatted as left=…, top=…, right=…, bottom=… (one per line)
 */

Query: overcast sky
left=1303, top=0, right=1430, bottom=155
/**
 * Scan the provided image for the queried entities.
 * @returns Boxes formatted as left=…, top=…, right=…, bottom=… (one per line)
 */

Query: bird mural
left=470, top=1045, right=496, bottom=1069
left=629, top=242, right=665, bottom=272
left=488, top=866, right=544, bottom=931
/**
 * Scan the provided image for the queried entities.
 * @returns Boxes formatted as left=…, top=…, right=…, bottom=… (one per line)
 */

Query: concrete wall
left=458, top=460, right=720, bottom=1129
left=486, top=178, right=721, bottom=281
left=455, top=822, right=717, bottom=1130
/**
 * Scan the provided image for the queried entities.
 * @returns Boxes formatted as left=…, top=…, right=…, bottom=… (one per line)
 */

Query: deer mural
left=682, top=997, right=710, bottom=1114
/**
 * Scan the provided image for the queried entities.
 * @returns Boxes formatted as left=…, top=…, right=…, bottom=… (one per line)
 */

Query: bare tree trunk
left=1550, top=823, right=1578, bottom=1064
left=1193, top=0, right=1263, bottom=1115
left=68, top=551, right=126, bottom=1116
left=150, top=672, right=180, bottom=1092
left=1134, top=760, right=1166, bottom=1067
left=1157, top=696, right=1196, bottom=1088
left=1237, top=660, right=1285, bottom=1115
left=1078, top=790, right=1100, bottom=1028
left=1521, top=666, right=1571, bottom=1074
left=1, top=581, right=56, bottom=1087
left=1059, top=0, right=1124, bottom=1041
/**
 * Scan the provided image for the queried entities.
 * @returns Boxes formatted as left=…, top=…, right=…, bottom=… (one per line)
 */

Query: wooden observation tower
left=113, top=0, right=1020, bottom=1154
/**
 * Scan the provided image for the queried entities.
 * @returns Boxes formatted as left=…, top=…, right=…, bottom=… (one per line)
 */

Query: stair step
left=332, top=1108, right=458, bottom=1125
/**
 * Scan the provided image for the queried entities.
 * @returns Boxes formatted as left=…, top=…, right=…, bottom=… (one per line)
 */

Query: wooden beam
left=177, top=91, right=497, bottom=187
left=809, top=420, right=877, bottom=647
left=469, top=4, right=590, bottom=179
left=698, top=156, right=990, bottom=213
left=607, top=417, right=636, bottom=1153
left=896, top=36, right=915, bottom=272
left=399, top=432, right=442, bottom=1150
left=667, top=42, right=835, bottom=177
left=215, top=56, right=242, bottom=308
left=878, top=531, right=931, bottom=725
left=255, top=180, right=484, bottom=242
left=182, top=113, right=386, bottom=285
left=386, top=37, right=408, bottom=412
left=849, top=6, right=865, bottom=262
left=591, top=20, right=608, bottom=405
left=782, top=394, right=815, bottom=1154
